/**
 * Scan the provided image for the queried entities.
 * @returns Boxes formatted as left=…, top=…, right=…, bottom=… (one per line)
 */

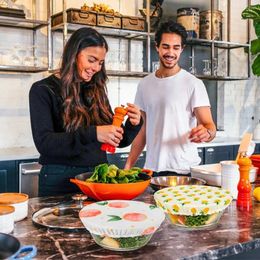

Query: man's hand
left=189, top=124, right=211, bottom=143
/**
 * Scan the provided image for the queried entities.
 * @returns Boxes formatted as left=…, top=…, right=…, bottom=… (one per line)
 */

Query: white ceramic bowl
left=0, top=193, right=28, bottom=222
left=0, top=205, right=15, bottom=233
left=190, top=163, right=258, bottom=186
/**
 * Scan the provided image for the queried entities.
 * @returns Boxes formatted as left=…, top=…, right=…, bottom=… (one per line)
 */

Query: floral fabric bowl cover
left=79, top=200, right=165, bottom=237
left=154, top=185, right=232, bottom=216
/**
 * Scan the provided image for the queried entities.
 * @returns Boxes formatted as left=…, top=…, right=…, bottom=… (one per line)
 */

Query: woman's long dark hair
left=60, top=27, right=113, bottom=132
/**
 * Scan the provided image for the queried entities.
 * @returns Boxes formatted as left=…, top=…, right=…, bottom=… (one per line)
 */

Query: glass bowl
left=91, top=233, right=153, bottom=251
left=165, top=211, right=224, bottom=230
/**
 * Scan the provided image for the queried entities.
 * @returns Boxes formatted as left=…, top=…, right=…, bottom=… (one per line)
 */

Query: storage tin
left=0, top=193, right=28, bottom=222
left=177, top=7, right=200, bottom=38
left=121, top=16, right=145, bottom=31
left=97, top=13, right=121, bottom=29
left=199, top=10, right=223, bottom=40
left=51, top=8, right=97, bottom=27
left=0, top=205, right=15, bottom=234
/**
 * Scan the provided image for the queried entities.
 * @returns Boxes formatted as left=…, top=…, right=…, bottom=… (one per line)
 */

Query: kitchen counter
left=13, top=184, right=260, bottom=260
left=1, top=138, right=260, bottom=161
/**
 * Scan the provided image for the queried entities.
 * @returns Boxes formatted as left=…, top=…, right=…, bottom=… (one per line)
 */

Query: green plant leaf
left=242, top=4, right=260, bottom=20
left=253, top=20, right=260, bottom=38
left=252, top=54, right=260, bottom=76
left=251, top=39, right=260, bottom=54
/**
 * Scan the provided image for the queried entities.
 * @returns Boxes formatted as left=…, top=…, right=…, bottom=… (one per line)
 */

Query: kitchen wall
left=0, top=0, right=259, bottom=149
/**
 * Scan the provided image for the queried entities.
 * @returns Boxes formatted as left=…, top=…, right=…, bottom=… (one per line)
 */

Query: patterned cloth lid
left=154, top=185, right=232, bottom=216
left=79, top=200, right=165, bottom=237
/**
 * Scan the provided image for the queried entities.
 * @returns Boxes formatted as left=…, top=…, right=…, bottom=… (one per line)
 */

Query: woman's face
left=76, top=46, right=107, bottom=82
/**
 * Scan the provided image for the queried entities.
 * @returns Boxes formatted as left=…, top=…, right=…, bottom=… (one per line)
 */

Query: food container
left=150, top=176, right=206, bottom=191
left=154, top=185, right=232, bottom=230
left=0, top=205, right=15, bottom=234
left=250, top=155, right=260, bottom=175
left=79, top=200, right=165, bottom=251
left=200, top=10, right=223, bottom=40
left=70, top=169, right=152, bottom=201
left=51, top=8, right=97, bottom=27
left=121, top=16, right=145, bottom=31
left=177, top=7, right=200, bottom=38
left=190, top=163, right=258, bottom=186
left=0, top=193, right=28, bottom=222
left=97, top=13, right=121, bottom=29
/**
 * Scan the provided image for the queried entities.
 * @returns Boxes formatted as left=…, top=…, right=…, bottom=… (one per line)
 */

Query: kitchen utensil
left=70, top=170, right=151, bottom=201
left=154, top=185, right=232, bottom=230
left=101, top=106, right=127, bottom=153
left=0, top=193, right=28, bottom=222
left=79, top=200, right=165, bottom=251
left=0, top=233, right=37, bottom=260
left=237, top=154, right=252, bottom=211
left=150, top=176, right=206, bottom=191
left=235, top=133, right=253, bottom=162
left=32, top=194, right=89, bottom=230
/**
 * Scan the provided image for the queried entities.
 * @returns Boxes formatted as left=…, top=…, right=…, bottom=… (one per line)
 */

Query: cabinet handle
left=120, top=154, right=128, bottom=159
left=206, top=148, right=214, bottom=152
left=198, top=149, right=203, bottom=153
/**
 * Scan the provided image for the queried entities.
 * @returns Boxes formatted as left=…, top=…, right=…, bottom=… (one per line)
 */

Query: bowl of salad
left=154, top=185, right=232, bottom=230
left=70, top=164, right=152, bottom=201
left=79, top=200, right=165, bottom=251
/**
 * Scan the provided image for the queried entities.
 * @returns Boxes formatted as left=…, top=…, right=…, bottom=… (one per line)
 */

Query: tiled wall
left=0, top=0, right=259, bottom=149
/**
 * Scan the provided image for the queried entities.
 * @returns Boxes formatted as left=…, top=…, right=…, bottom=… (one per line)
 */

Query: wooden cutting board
left=235, top=133, right=253, bottom=162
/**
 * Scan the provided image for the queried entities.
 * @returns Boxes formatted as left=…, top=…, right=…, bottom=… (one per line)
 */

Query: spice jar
left=0, top=193, right=29, bottom=222
left=0, top=205, right=15, bottom=233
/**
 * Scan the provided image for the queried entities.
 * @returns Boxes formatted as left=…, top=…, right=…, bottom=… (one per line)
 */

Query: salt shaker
left=220, top=160, right=240, bottom=199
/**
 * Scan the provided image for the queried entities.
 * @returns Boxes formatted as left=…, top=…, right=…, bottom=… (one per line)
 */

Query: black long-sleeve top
left=29, top=74, right=142, bottom=167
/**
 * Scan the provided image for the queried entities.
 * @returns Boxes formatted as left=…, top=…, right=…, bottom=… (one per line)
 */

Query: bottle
left=236, top=152, right=252, bottom=211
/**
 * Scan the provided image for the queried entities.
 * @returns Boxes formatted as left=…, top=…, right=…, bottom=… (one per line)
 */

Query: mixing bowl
left=150, top=176, right=206, bottom=191
left=70, top=169, right=152, bottom=201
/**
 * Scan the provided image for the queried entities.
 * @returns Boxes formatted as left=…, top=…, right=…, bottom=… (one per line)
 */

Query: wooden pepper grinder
left=237, top=152, right=252, bottom=211
left=101, top=106, right=127, bottom=153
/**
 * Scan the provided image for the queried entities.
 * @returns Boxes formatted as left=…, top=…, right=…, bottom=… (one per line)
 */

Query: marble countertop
left=13, top=183, right=260, bottom=260
left=0, top=138, right=259, bottom=161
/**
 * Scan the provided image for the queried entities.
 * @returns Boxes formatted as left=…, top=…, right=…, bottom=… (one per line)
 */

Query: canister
left=177, top=7, right=200, bottom=38
left=200, top=10, right=223, bottom=40
left=0, top=205, right=15, bottom=233
left=0, top=193, right=29, bottom=222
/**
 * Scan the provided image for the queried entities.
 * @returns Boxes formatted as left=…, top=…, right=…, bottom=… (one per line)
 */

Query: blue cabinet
left=0, top=160, right=17, bottom=192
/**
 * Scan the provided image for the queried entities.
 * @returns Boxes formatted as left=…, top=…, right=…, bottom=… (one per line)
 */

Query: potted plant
left=242, top=4, right=260, bottom=76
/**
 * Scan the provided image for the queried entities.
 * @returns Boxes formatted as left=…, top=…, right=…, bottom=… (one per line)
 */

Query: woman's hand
left=126, top=103, right=141, bottom=126
left=96, top=125, right=124, bottom=146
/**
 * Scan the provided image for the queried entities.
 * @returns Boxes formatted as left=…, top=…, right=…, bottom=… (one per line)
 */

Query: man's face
left=156, top=33, right=183, bottom=70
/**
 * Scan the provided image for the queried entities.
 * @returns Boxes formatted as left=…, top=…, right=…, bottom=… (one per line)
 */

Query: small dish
left=150, top=176, right=206, bottom=191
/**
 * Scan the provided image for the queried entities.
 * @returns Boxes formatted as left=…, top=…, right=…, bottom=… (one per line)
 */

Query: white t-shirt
left=135, top=69, right=210, bottom=174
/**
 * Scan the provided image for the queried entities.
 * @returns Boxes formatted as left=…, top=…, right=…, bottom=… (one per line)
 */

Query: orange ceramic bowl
left=70, top=169, right=152, bottom=201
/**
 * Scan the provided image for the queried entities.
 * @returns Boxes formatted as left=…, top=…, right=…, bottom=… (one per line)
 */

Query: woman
left=29, top=27, right=142, bottom=196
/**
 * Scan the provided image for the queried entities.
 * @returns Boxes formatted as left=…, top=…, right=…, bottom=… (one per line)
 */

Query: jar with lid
left=0, top=193, right=28, bottom=222
left=0, top=205, right=15, bottom=233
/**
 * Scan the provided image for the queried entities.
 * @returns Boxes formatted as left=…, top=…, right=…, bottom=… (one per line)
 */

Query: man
left=125, top=20, right=216, bottom=176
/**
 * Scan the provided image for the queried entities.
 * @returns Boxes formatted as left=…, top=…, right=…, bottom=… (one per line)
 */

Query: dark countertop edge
left=182, top=239, right=260, bottom=260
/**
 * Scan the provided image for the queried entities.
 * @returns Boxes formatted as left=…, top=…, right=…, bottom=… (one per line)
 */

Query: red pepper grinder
left=101, top=106, right=128, bottom=153
left=237, top=152, right=252, bottom=211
